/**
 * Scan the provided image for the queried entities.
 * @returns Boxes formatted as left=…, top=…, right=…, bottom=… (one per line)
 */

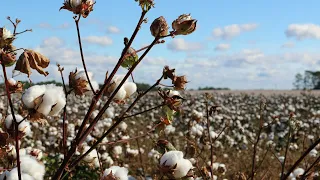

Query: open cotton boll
left=293, top=168, right=304, bottom=178
left=82, top=146, right=98, bottom=163
left=5, top=114, right=23, bottom=129
left=160, top=151, right=193, bottom=178
left=8, top=78, right=17, bottom=85
left=75, top=70, right=99, bottom=93
left=123, top=82, right=137, bottom=98
left=173, top=158, right=193, bottom=178
left=168, top=90, right=181, bottom=98
left=22, top=85, right=47, bottom=109
left=112, top=75, right=128, bottom=84
left=103, top=166, right=129, bottom=180
left=160, top=151, right=184, bottom=167
left=114, top=87, right=127, bottom=100
left=37, top=84, right=65, bottom=116
left=19, top=155, right=45, bottom=180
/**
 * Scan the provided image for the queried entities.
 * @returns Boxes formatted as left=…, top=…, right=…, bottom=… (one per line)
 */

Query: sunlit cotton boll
left=103, top=166, right=129, bottom=180
left=2, top=27, right=13, bottom=40
left=19, top=155, right=45, bottom=180
left=113, top=146, right=123, bottom=155
left=160, top=151, right=193, bottom=178
left=5, top=114, right=31, bottom=136
left=22, top=84, right=66, bottom=116
left=123, top=82, right=137, bottom=98
left=293, top=168, right=305, bottom=178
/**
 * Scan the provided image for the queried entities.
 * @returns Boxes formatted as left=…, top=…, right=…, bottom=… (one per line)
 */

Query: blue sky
left=2, top=0, right=320, bottom=89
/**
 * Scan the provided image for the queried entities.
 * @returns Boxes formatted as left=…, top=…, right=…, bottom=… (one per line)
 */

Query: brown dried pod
left=150, top=16, right=169, bottom=37
left=138, top=0, right=155, bottom=11
left=8, top=80, right=23, bottom=93
left=60, top=0, right=95, bottom=18
left=15, top=50, right=50, bottom=77
left=1, top=51, right=16, bottom=67
left=162, top=66, right=175, bottom=80
left=172, top=14, right=197, bottom=36
left=101, top=172, right=117, bottom=180
left=69, top=69, right=90, bottom=96
left=173, top=75, right=188, bottom=90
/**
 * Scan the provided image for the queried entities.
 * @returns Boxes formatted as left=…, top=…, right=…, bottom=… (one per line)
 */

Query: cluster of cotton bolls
left=0, top=154, right=45, bottom=180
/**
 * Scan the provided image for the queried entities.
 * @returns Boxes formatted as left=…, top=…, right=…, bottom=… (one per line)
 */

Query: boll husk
left=172, top=14, right=197, bottom=35
left=150, top=16, right=169, bottom=37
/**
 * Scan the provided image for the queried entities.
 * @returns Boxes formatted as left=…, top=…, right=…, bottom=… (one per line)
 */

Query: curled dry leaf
left=15, top=50, right=50, bottom=77
left=101, top=172, right=117, bottom=180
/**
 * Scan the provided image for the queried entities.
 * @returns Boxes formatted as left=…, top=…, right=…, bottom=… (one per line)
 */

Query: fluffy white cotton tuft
left=8, top=155, right=45, bottom=180
left=2, top=27, right=13, bottom=40
left=103, top=166, right=129, bottom=180
left=123, top=82, right=137, bottom=98
left=22, top=84, right=66, bottom=117
left=114, top=87, right=127, bottom=100
left=160, top=151, right=193, bottom=178
left=5, top=114, right=31, bottom=136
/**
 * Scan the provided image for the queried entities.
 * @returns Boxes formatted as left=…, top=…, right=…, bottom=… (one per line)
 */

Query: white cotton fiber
left=114, top=87, right=127, bottom=100
left=22, top=85, right=47, bottom=109
left=123, top=82, right=137, bottom=98
left=103, top=166, right=129, bottom=180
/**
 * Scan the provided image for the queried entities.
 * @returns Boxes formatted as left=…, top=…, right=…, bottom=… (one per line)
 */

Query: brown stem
left=1, top=64, right=22, bottom=180
left=136, top=138, right=145, bottom=178
left=74, top=15, right=97, bottom=95
left=301, top=155, right=320, bottom=178
left=68, top=73, right=163, bottom=169
left=282, top=138, right=320, bottom=179
left=280, top=125, right=292, bottom=179
left=58, top=66, right=68, bottom=157
left=205, top=101, right=214, bottom=180
left=53, top=11, right=148, bottom=179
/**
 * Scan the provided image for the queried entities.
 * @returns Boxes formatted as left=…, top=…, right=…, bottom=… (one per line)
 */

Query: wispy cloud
left=214, top=43, right=230, bottom=51
left=167, top=38, right=203, bottom=52
left=212, top=24, right=258, bottom=40
left=83, top=36, right=113, bottom=46
left=285, top=24, right=320, bottom=40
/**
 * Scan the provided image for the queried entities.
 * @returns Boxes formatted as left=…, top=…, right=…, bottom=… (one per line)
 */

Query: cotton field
left=1, top=89, right=319, bottom=179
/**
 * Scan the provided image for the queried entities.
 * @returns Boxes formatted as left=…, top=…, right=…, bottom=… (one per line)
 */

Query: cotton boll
left=160, top=151, right=193, bottom=178
left=19, top=155, right=45, bottom=180
left=105, top=107, right=115, bottom=118
left=5, top=114, right=23, bottom=129
left=103, top=166, right=129, bottom=180
left=114, top=87, right=127, bottom=100
left=309, top=149, right=318, bottom=157
left=160, top=151, right=184, bottom=167
left=113, top=146, right=123, bottom=155
left=293, top=168, right=304, bottom=178
left=168, top=90, right=181, bottom=98
left=173, top=158, right=193, bottom=178
left=8, top=78, right=17, bottom=85
left=37, top=85, right=62, bottom=116
left=22, top=85, right=47, bottom=108
left=119, top=122, right=127, bottom=131
left=123, top=82, right=137, bottom=98
left=82, top=146, right=98, bottom=163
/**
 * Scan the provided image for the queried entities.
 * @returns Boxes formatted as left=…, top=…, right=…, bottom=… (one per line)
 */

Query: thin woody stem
left=1, top=64, right=22, bottom=180
left=74, top=15, right=97, bottom=95
left=205, top=100, right=214, bottom=180
left=58, top=66, right=68, bottom=157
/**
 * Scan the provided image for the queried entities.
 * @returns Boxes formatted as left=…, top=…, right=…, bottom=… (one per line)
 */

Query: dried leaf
left=173, top=75, right=188, bottom=90
left=15, top=50, right=50, bottom=77
left=69, top=69, right=89, bottom=96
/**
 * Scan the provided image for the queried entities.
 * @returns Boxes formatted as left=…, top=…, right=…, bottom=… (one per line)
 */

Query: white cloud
left=83, top=36, right=113, bottom=46
left=212, top=24, right=258, bottom=40
left=281, top=41, right=295, bottom=48
left=41, top=37, right=64, bottom=48
left=214, top=43, right=230, bottom=51
left=107, top=26, right=120, bottom=34
left=38, top=22, right=70, bottom=30
left=285, top=24, right=320, bottom=40
left=167, top=38, right=203, bottom=51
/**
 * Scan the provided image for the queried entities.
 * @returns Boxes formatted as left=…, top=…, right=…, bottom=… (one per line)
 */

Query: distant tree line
left=293, top=70, right=320, bottom=90
left=197, top=86, right=230, bottom=91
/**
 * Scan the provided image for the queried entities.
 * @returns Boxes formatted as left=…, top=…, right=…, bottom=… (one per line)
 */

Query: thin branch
left=280, top=125, right=292, bottom=179
left=74, top=15, right=96, bottom=95
left=58, top=65, right=68, bottom=157
left=301, top=155, right=320, bottom=178
left=1, top=64, right=22, bottom=180
left=205, top=100, right=214, bottom=180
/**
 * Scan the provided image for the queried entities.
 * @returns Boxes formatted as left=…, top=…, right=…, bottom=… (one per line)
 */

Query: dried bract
left=136, top=0, right=155, bottom=11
